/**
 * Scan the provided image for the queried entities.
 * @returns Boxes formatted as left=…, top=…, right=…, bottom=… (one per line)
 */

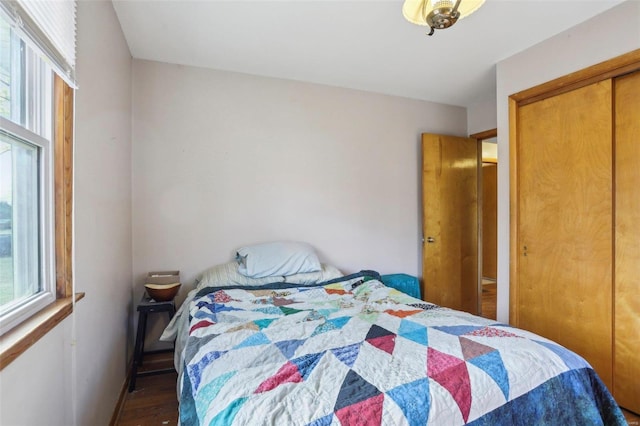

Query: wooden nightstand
left=128, top=295, right=176, bottom=392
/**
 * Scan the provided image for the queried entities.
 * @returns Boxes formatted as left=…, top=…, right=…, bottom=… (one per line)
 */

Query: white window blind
left=0, top=0, right=76, bottom=86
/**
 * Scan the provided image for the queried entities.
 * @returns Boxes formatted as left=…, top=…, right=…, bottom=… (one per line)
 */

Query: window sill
left=0, top=292, right=85, bottom=370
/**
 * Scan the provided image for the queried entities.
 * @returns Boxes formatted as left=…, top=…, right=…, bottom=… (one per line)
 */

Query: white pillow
left=236, top=241, right=321, bottom=278
left=196, top=261, right=342, bottom=291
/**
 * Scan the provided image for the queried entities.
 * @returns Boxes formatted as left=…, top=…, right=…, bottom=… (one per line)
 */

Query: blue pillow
left=236, top=241, right=322, bottom=278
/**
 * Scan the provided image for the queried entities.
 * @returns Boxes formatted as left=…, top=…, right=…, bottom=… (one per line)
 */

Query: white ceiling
left=112, top=0, right=625, bottom=108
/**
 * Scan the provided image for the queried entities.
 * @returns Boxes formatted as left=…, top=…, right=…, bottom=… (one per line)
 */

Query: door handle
left=427, top=237, right=435, bottom=243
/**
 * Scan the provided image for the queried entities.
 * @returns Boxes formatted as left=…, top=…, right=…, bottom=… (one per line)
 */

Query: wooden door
left=516, top=81, right=613, bottom=388
left=614, top=71, right=640, bottom=412
left=422, top=133, right=479, bottom=314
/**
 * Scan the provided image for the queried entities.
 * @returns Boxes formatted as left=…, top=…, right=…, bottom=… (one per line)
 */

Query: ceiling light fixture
left=402, top=0, right=485, bottom=36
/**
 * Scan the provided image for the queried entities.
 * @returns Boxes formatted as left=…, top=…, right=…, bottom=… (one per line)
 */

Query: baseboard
left=109, top=358, right=133, bottom=426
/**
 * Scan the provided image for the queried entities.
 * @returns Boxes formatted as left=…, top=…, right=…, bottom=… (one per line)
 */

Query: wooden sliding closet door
left=614, top=71, right=640, bottom=413
left=516, top=81, right=613, bottom=387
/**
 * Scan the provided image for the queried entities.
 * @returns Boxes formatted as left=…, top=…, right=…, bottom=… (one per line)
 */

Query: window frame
left=0, top=117, right=56, bottom=332
left=53, top=75, right=72, bottom=299
left=0, top=73, right=77, bottom=370
left=0, top=19, right=58, bottom=335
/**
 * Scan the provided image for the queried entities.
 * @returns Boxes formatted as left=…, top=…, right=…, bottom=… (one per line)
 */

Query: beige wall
left=0, top=319, right=74, bottom=425
left=495, top=0, right=640, bottom=323
left=0, top=2, right=133, bottom=424
left=482, top=141, right=497, bottom=161
left=131, top=60, right=467, bottom=305
left=467, top=90, right=497, bottom=135
left=73, top=0, right=133, bottom=423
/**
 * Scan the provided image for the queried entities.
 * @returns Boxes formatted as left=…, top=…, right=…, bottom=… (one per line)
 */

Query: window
left=0, top=0, right=75, bottom=367
left=0, top=13, right=56, bottom=335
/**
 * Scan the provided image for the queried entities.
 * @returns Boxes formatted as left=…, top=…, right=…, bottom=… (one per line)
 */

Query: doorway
left=473, top=130, right=498, bottom=320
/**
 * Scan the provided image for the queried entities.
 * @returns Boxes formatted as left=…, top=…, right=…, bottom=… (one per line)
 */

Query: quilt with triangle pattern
left=179, top=279, right=624, bottom=425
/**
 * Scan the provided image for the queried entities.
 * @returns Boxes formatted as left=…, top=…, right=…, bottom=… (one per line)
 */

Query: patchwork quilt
left=179, top=279, right=624, bottom=425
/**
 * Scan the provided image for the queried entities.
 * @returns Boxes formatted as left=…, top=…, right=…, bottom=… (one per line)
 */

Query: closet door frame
left=508, top=49, right=640, bottom=325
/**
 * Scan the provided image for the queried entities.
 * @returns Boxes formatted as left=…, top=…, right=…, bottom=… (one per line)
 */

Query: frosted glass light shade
left=403, top=0, right=485, bottom=26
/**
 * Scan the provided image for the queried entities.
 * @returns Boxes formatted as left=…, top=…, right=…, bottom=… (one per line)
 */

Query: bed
left=161, top=244, right=625, bottom=426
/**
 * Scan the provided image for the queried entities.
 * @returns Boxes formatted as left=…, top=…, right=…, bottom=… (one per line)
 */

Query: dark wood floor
left=114, top=353, right=178, bottom=425
left=481, top=281, right=497, bottom=320
left=113, top=296, right=640, bottom=425
left=626, top=410, right=640, bottom=425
